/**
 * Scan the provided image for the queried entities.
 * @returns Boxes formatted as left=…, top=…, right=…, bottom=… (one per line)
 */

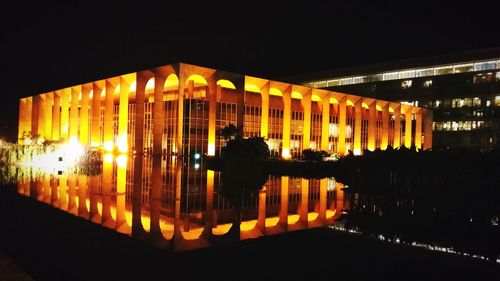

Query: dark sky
left=1, top=1, right=499, bottom=140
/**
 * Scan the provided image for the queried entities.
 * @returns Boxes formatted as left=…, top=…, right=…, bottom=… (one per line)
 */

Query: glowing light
left=362, top=102, right=369, bottom=109
left=194, top=153, right=201, bottom=160
left=330, top=97, right=339, bottom=104
left=240, top=220, right=257, bottom=231
left=376, top=105, right=382, bottom=111
left=353, top=148, right=361, bottom=156
left=216, top=79, right=236, bottom=89
left=186, top=74, right=207, bottom=86
left=347, top=100, right=355, bottom=107
left=104, top=153, right=113, bottom=163
left=311, top=95, right=321, bottom=102
left=103, top=141, right=113, bottom=152
left=114, top=84, right=120, bottom=94
left=194, top=163, right=200, bottom=170
left=212, top=223, right=233, bottom=235
left=389, top=106, right=394, bottom=113
left=245, top=84, right=260, bottom=93
left=116, top=155, right=127, bottom=168
left=207, top=143, right=215, bottom=156
left=265, top=217, right=279, bottom=227
left=291, top=91, right=302, bottom=99
left=24, top=138, right=32, bottom=145
left=308, top=212, right=319, bottom=221
left=282, top=148, right=291, bottom=159
left=326, top=209, right=337, bottom=219
left=116, top=136, right=128, bottom=153
left=165, top=74, right=179, bottom=89
left=90, top=142, right=100, bottom=147
left=269, top=88, right=282, bottom=96
left=287, top=214, right=300, bottom=224
left=145, top=78, right=155, bottom=93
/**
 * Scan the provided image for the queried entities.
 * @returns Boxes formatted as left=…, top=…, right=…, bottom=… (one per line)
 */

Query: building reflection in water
left=7, top=155, right=347, bottom=251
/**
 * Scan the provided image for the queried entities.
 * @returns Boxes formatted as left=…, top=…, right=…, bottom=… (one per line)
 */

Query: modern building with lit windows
left=18, top=63, right=431, bottom=158
left=296, top=48, right=500, bottom=149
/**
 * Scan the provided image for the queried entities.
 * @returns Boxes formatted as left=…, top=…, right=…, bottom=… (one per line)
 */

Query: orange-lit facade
left=18, top=63, right=432, bottom=157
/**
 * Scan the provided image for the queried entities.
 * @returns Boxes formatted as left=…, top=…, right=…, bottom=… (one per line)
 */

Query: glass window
left=474, top=73, right=493, bottom=83
left=495, top=96, right=500, bottom=106
left=486, top=100, right=491, bottom=107
left=474, top=61, right=496, bottom=71
left=401, top=80, right=412, bottom=89
left=416, top=68, right=434, bottom=77
left=452, top=99, right=464, bottom=108
left=453, top=63, right=473, bottom=73
left=473, top=97, right=481, bottom=107
left=435, top=66, right=453, bottom=75
left=496, top=72, right=500, bottom=81
left=434, top=100, right=441, bottom=108
left=423, top=80, right=433, bottom=87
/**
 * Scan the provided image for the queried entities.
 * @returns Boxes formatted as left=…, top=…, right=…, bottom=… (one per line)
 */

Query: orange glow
left=117, top=135, right=128, bottom=153
left=186, top=74, right=207, bottom=86
left=353, top=148, right=361, bottom=155
left=181, top=227, right=204, bottom=240
left=287, top=214, right=300, bottom=224
left=389, top=106, right=395, bottom=113
left=165, top=74, right=179, bottom=89
left=291, top=91, right=303, bottom=99
left=240, top=220, right=257, bottom=231
left=326, top=209, right=337, bottom=219
left=307, top=212, right=319, bottom=221
left=116, top=155, right=127, bottom=168
left=311, top=95, right=321, bottom=102
left=114, top=84, right=121, bottom=94
left=265, top=217, right=279, bottom=227
left=212, top=223, right=233, bottom=235
left=103, top=153, right=113, bottom=163
left=362, top=102, right=369, bottom=109
left=330, top=97, right=339, bottom=104
left=376, top=105, right=382, bottom=111
left=145, top=78, right=155, bottom=93
left=245, top=84, right=260, bottom=93
left=347, top=100, right=355, bottom=107
left=216, top=79, right=236, bottom=89
left=207, top=143, right=215, bottom=156
left=100, top=88, right=106, bottom=97
left=269, top=88, right=282, bottom=96
left=282, top=148, right=291, bottom=159
left=103, top=140, right=113, bottom=152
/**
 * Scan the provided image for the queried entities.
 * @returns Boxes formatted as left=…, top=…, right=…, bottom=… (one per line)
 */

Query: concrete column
left=176, top=74, right=186, bottom=156
left=260, top=82, right=270, bottom=138
left=423, top=109, right=433, bottom=150
left=301, top=90, right=312, bottom=150
left=42, top=175, right=51, bottom=204
left=150, top=153, right=163, bottom=239
left=116, top=155, right=127, bottom=231
left=31, top=95, right=41, bottom=138
left=67, top=175, right=77, bottom=215
left=69, top=88, right=79, bottom=140
left=282, top=87, right=292, bottom=158
left=60, top=88, right=70, bottom=140
left=79, top=87, right=90, bottom=145
left=102, top=154, right=114, bottom=228
left=44, top=93, right=53, bottom=141
left=299, top=179, right=309, bottom=225
left=37, top=95, right=46, bottom=139
left=393, top=105, right=401, bottom=148
left=415, top=110, right=422, bottom=149
left=337, top=97, right=347, bottom=155
left=134, top=72, right=149, bottom=155
left=153, top=74, right=166, bottom=157
left=278, top=176, right=289, bottom=230
left=91, top=83, right=102, bottom=147
left=207, top=82, right=217, bottom=156
left=235, top=78, right=245, bottom=131
left=50, top=177, right=59, bottom=207
left=381, top=104, right=389, bottom=150
left=367, top=102, right=376, bottom=151
left=52, top=93, right=60, bottom=141
left=318, top=178, right=327, bottom=224
left=103, top=82, right=115, bottom=151
left=118, top=78, right=130, bottom=153
left=320, top=96, right=330, bottom=152
left=353, top=99, right=362, bottom=155
left=405, top=109, right=413, bottom=148
left=58, top=175, right=68, bottom=211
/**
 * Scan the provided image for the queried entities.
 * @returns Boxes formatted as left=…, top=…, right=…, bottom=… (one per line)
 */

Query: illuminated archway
left=346, top=99, right=354, bottom=107
left=269, top=88, right=283, bottom=97
left=291, top=91, right=303, bottom=99
left=217, top=79, right=236, bottom=89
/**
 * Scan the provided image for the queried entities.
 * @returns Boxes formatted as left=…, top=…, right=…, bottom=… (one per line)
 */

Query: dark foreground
left=1, top=187, right=499, bottom=281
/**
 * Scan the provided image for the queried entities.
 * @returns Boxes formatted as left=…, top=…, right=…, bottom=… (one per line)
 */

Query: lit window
left=486, top=100, right=491, bottom=107
left=423, top=80, right=433, bottom=87
left=495, top=96, right=500, bottom=106
left=434, top=100, right=441, bottom=108
left=496, top=72, right=500, bottom=81
left=452, top=122, right=459, bottom=131
left=473, top=97, right=481, bottom=107
left=401, top=80, right=412, bottom=89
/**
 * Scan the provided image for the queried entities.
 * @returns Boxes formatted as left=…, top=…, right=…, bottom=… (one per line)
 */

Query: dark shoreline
left=1, top=185, right=499, bottom=281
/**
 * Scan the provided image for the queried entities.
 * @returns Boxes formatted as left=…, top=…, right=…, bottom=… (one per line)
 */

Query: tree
left=220, top=124, right=242, bottom=141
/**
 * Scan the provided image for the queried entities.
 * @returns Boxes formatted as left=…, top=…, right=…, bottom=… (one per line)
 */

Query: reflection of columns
left=337, top=97, right=347, bottom=155
left=381, top=104, right=389, bottom=150
left=132, top=156, right=146, bottom=238
left=116, top=156, right=127, bottom=231
left=91, top=83, right=102, bottom=146
left=415, top=110, right=422, bottom=149
left=77, top=175, right=88, bottom=218
left=103, top=82, right=115, bottom=151
left=42, top=175, right=51, bottom=204
left=393, top=105, right=401, bottom=148
left=44, top=93, right=53, bottom=141
left=205, top=170, right=214, bottom=235
left=118, top=78, right=130, bottom=152
left=50, top=177, right=59, bottom=206
left=67, top=175, right=77, bottom=215
left=260, top=82, right=270, bottom=138
left=89, top=175, right=101, bottom=223
left=423, top=109, right=433, bottom=150
left=320, top=96, right=330, bottom=152
left=353, top=100, right=362, bottom=155
left=60, top=89, right=70, bottom=140
left=79, top=87, right=90, bottom=145
left=102, top=154, right=114, bottom=228
left=282, top=87, right=291, bottom=158
left=153, top=75, right=166, bottom=156
left=69, top=88, right=79, bottom=140
left=299, top=179, right=309, bottom=225
left=52, top=93, right=60, bottom=141
left=207, top=82, right=217, bottom=156
left=301, top=90, right=312, bottom=150
left=405, top=110, right=413, bottom=148
left=367, top=102, right=376, bottom=151
left=318, top=179, right=327, bottom=224
left=58, top=175, right=68, bottom=211
left=256, top=188, right=267, bottom=234
left=278, top=176, right=288, bottom=230
left=150, top=156, right=163, bottom=238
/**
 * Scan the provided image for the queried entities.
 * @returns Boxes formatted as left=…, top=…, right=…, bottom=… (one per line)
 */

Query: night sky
left=1, top=1, right=499, bottom=141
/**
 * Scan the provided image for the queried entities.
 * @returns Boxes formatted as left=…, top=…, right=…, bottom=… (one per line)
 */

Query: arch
left=362, top=102, right=369, bottom=109
left=329, top=97, right=339, bottom=104
left=216, top=79, right=236, bottom=89
left=114, top=84, right=121, bottom=94
left=245, top=84, right=261, bottom=93
left=186, top=74, right=208, bottom=86
left=89, top=89, right=94, bottom=99
left=145, top=78, right=155, bottom=95
left=346, top=99, right=355, bottom=107
left=164, top=73, right=179, bottom=90
left=389, top=106, right=395, bottom=113
left=291, top=91, right=303, bottom=99
left=311, top=94, right=321, bottom=102
left=269, top=88, right=283, bottom=97
left=129, top=81, right=137, bottom=92
left=376, top=105, right=382, bottom=111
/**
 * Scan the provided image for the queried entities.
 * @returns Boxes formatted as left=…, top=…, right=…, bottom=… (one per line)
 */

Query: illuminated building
left=296, top=48, right=500, bottom=149
left=18, top=63, right=431, bottom=158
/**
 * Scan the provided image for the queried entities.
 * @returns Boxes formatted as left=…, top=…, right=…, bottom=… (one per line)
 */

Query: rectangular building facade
left=18, top=63, right=432, bottom=158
